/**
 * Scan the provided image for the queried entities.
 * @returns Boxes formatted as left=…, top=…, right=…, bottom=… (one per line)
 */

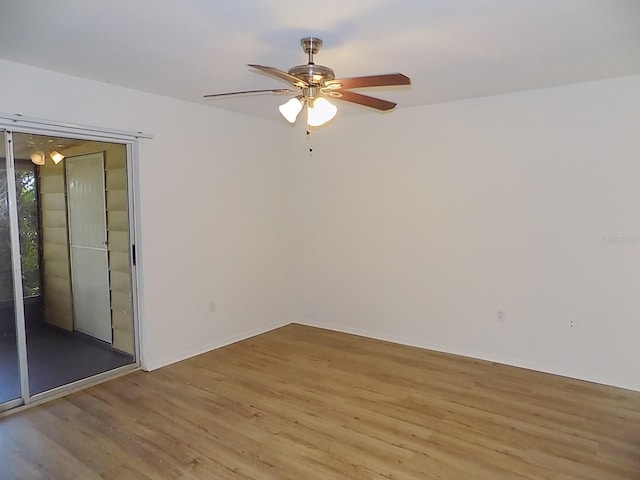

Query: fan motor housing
left=288, top=64, right=335, bottom=85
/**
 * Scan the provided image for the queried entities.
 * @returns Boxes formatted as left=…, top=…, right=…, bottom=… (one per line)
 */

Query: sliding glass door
left=1, top=128, right=139, bottom=411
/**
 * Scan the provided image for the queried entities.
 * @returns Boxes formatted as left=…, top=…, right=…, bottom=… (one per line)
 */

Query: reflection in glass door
left=0, top=128, right=139, bottom=409
left=0, top=131, right=25, bottom=409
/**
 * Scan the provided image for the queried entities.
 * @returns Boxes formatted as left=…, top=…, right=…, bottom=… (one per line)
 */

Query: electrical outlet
left=208, top=301, right=216, bottom=313
left=569, top=319, right=576, bottom=330
left=497, top=309, right=506, bottom=322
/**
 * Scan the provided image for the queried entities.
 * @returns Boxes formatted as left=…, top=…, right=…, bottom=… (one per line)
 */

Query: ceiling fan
left=204, top=37, right=411, bottom=129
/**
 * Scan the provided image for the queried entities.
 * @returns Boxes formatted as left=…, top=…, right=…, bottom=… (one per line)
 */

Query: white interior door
left=66, top=153, right=112, bottom=343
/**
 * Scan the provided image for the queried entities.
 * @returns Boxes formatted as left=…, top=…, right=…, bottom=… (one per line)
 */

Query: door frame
left=3, top=130, right=31, bottom=407
left=0, top=114, right=150, bottom=412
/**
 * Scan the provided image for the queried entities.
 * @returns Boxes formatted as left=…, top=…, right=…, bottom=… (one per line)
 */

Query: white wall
left=0, top=59, right=292, bottom=370
left=290, top=74, right=640, bottom=391
left=3, top=57, right=638, bottom=391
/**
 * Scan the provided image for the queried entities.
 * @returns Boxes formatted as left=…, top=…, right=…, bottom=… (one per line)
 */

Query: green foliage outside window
left=0, top=163, right=41, bottom=301
left=16, top=169, right=40, bottom=297
left=0, top=172, right=12, bottom=303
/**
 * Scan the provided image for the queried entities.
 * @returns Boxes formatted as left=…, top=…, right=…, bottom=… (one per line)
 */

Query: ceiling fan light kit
left=279, top=97, right=304, bottom=123
left=306, top=97, right=337, bottom=127
left=205, top=37, right=411, bottom=132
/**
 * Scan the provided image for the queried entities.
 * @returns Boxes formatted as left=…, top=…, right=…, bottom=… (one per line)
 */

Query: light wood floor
left=1, top=324, right=639, bottom=479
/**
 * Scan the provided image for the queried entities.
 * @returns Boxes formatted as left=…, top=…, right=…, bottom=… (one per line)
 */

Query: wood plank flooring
left=1, top=323, right=639, bottom=479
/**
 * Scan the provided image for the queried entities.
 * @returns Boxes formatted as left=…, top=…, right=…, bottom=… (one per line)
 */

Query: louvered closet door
left=66, top=153, right=112, bottom=343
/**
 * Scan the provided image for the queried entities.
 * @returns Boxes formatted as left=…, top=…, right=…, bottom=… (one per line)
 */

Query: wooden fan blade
left=204, top=88, right=295, bottom=98
left=248, top=64, right=308, bottom=88
left=324, top=73, right=410, bottom=90
left=329, top=90, right=397, bottom=111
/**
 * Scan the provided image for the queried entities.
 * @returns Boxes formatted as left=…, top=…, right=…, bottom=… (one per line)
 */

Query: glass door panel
left=12, top=132, right=136, bottom=396
left=0, top=130, right=22, bottom=406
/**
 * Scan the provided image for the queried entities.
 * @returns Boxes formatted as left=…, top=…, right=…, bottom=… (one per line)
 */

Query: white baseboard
left=294, top=318, right=640, bottom=393
left=142, top=319, right=291, bottom=371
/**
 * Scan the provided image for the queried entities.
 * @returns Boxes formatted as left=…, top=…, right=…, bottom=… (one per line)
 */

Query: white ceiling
left=0, top=0, right=639, bottom=122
